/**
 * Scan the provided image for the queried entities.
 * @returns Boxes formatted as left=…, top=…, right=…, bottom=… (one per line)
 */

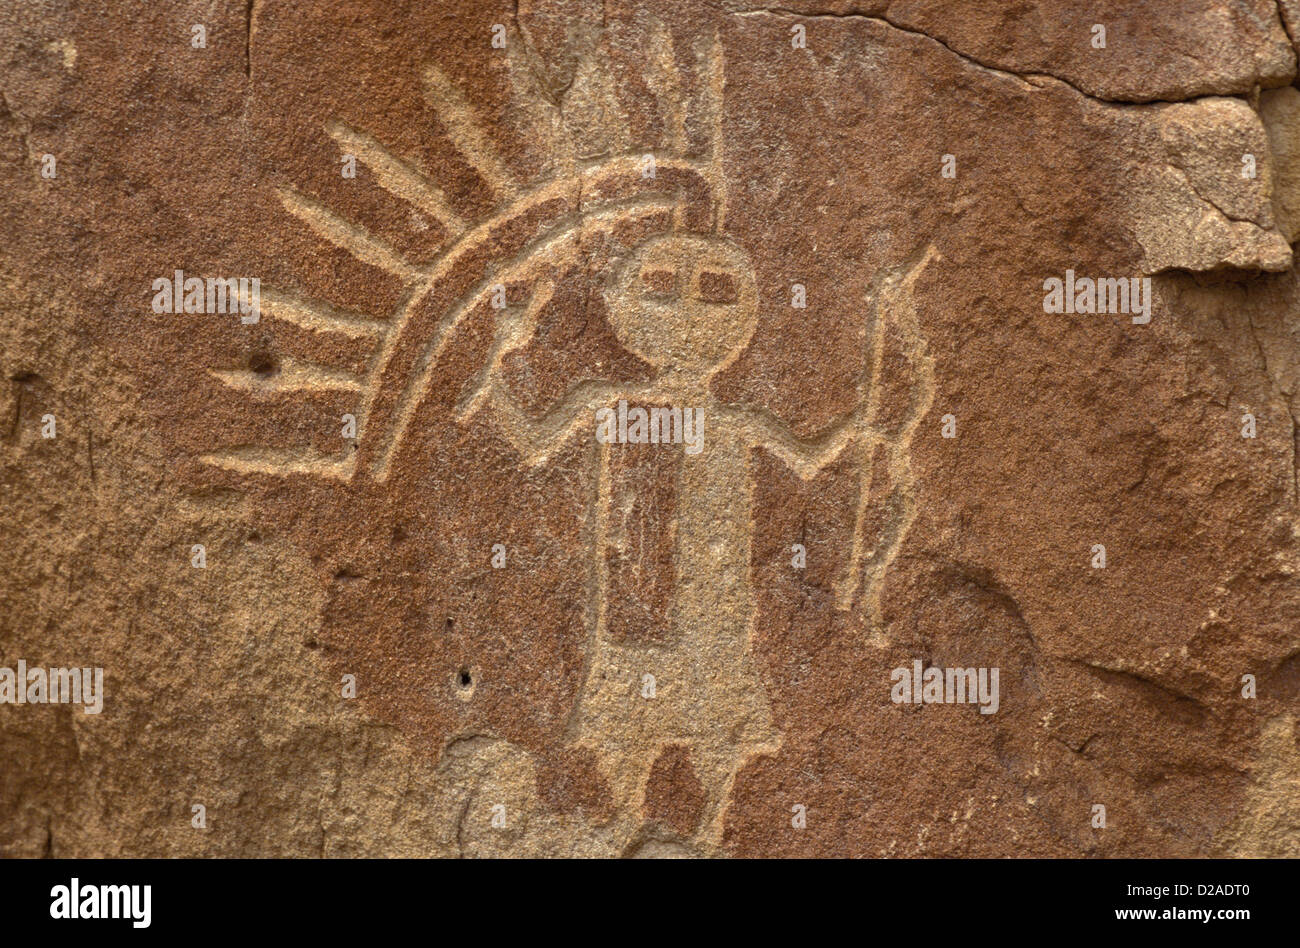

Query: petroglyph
left=201, top=18, right=934, bottom=853
left=12, top=0, right=1298, bottom=866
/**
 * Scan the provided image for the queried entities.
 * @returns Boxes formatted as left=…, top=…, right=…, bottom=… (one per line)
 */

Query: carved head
left=605, top=233, right=758, bottom=380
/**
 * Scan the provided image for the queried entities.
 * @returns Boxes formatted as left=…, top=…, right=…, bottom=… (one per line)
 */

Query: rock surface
left=1, top=0, right=1297, bottom=857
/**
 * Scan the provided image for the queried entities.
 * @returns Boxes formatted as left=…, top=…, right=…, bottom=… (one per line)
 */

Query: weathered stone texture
left=1, top=0, right=1297, bottom=857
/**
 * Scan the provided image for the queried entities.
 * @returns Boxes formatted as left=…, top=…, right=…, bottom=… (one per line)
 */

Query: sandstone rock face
left=1, top=0, right=1298, bottom=858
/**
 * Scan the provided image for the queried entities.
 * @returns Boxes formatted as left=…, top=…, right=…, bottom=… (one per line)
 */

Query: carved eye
left=695, top=270, right=737, bottom=304
left=640, top=268, right=678, bottom=298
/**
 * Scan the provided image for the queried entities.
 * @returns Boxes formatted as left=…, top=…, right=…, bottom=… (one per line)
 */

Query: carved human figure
left=466, top=230, right=935, bottom=847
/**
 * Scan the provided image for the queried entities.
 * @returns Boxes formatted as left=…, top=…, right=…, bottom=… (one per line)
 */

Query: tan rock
left=1130, top=96, right=1292, bottom=272
left=1260, top=85, right=1300, bottom=243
